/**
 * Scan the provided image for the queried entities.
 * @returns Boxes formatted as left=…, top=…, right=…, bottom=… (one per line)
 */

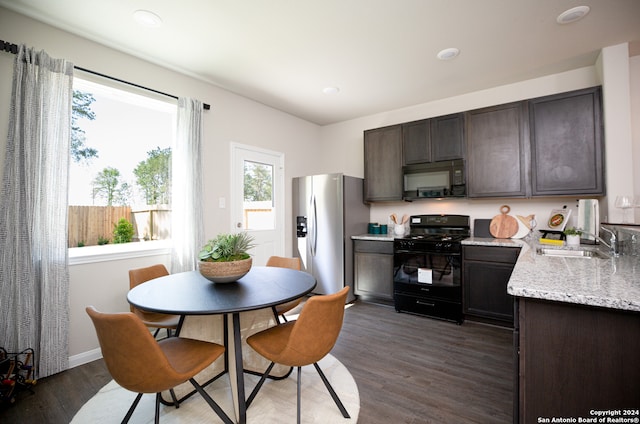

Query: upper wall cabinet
left=364, top=125, right=403, bottom=202
left=529, top=87, right=605, bottom=196
left=402, top=113, right=465, bottom=165
left=431, top=113, right=465, bottom=162
left=466, top=102, right=529, bottom=198
left=363, top=86, right=604, bottom=202
left=402, top=119, right=431, bottom=164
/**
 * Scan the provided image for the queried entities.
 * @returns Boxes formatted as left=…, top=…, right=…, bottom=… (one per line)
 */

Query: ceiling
left=2, top=0, right=640, bottom=125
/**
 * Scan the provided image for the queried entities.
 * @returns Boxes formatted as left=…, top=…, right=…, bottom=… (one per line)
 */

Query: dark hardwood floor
left=0, top=300, right=513, bottom=423
left=333, top=301, right=513, bottom=424
left=0, top=353, right=110, bottom=423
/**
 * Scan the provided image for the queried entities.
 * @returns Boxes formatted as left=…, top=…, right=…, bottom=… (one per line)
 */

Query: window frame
left=68, top=73, right=177, bottom=263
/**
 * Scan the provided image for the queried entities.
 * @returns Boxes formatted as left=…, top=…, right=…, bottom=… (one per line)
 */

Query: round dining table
left=127, top=266, right=316, bottom=424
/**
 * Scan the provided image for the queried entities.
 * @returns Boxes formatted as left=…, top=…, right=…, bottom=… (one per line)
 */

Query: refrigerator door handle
left=310, top=194, right=318, bottom=256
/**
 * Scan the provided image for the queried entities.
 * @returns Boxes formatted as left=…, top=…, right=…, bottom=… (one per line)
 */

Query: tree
left=92, top=167, right=123, bottom=206
left=71, top=90, right=99, bottom=164
left=244, top=162, right=272, bottom=202
left=113, top=218, right=134, bottom=244
left=133, top=147, right=172, bottom=205
left=114, top=182, right=133, bottom=206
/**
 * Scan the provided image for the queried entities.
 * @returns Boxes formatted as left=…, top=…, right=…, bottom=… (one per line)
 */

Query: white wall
left=0, top=7, right=321, bottom=363
left=630, top=55, right=640, bottom=224
left=597, top=44, right=635, bottom=222
left=1, top=7, right=638, bottom=366
left=319, top=47, right=638, bottom=230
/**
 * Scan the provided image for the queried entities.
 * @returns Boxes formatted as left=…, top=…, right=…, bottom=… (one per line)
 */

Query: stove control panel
left=394, top=239, right=461, bottom=254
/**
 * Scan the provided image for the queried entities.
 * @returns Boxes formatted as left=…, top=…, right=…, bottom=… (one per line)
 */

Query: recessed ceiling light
left=323, top=86, right=340, bottom=95
left=557, top=6, right=590, bottom=24
left=133, top=10, right=163, bottom=28
left=437, top=48, right=460, bottom=61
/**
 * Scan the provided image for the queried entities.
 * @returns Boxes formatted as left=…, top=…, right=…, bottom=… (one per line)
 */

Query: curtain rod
left=1, top=39, right=210, bottom=110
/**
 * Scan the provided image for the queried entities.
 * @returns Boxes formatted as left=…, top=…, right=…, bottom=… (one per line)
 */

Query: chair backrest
left=266, top=256, right=301, bottom=270
left=128, top=264, right=169, bottom=312
left=129, top=264, right=169, bottom=289
left=86, top=306, right=176, bottom=393
left=283, top=286, right=349, bottom=365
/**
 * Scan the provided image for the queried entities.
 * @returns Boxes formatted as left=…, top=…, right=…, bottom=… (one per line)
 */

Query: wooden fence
left=68, top=206, right=132, bottom=247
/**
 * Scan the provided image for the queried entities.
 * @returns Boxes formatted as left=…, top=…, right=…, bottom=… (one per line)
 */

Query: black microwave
left=402, top=159, right=466, bottom=200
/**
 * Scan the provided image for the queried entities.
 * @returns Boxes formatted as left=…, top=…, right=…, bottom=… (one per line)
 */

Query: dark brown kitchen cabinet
left=516, top=298, right=640, bottom=424
left=402, top=113, right=465, bottom=165
left=466, top=102, right=529, bottom=198
left=402, top=119, right=431, bottom=164
left=529, top=86, right=605, bottom=196
left=462, top=245, right=520, bottom=326
left=431, top=113, right=465, bottom=161
left=364, top=125, right=403, bottom=202
left=354, top=239, right=394, bottom=302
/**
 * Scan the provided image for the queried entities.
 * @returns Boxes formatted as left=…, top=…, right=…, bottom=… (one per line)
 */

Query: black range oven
left=393, top=214, right=470, bottom=324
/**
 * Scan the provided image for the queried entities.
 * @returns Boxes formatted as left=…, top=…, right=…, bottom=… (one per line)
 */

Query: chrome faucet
left=598, top=226, right=620, bottom=257
left=581, top=226, right=619, bottom=257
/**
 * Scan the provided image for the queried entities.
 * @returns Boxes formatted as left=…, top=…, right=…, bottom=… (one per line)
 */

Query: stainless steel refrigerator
left=293, top=174, right=369, bottom=303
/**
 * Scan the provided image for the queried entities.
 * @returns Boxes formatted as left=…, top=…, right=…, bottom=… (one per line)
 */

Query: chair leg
left=296, top=366, right=302, bottom=424
left=189, top=378, right=234, bottom=424
left=154, top=393, right=161, bottom=424
left=271, top=305, right=290, bottom=325
left=169, top=388, right=179, bottom=408
left=313, top=362, right=350, bottom=418
left=246, top=361, right=276, bottom=407
left=121, top=392, right=143, bottom=424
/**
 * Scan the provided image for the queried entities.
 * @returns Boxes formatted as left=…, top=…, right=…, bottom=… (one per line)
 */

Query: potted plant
left=563, top=227, right=582, bottom=246
left=198, top=232, right=255, bottom=282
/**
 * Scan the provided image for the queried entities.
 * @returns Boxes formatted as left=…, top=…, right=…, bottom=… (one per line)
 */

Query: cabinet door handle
left=416, top=300, right=435, bottom=307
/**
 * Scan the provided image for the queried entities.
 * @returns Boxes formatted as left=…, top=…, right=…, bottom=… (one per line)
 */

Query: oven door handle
left=394, top=249, right=460, bottom=256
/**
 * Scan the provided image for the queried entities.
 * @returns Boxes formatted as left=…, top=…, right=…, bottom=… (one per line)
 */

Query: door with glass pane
left=231, top=143, right=284, bottom=265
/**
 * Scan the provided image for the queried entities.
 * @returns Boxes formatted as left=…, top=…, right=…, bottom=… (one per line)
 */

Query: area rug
left=71, top=354, right=359, bottom=423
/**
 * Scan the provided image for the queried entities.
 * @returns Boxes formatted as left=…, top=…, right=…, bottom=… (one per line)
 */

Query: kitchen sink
left=536, top=247, right=610, bottom=259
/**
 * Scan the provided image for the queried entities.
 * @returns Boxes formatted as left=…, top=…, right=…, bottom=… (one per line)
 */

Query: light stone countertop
left=464, top=235, right=640, bottom=312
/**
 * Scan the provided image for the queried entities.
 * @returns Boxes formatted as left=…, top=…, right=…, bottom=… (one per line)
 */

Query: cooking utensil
left=489, top=205, right=519, bottom=238
left=473, top=219, right=493, bottom=238
left=512, top=214, right=532, bottom=239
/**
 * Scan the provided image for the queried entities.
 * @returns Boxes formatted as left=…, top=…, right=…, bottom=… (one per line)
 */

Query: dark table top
left=127, top=266, right=316, bottom=315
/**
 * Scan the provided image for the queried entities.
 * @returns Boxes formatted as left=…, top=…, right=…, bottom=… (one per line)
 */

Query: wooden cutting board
left=511, top=215, right=531, bottom=239
left=490, top=205, right=519, bottom=238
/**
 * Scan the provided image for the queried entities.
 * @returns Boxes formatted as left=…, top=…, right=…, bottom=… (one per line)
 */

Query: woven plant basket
left=198, top=258, right=252, bottom=283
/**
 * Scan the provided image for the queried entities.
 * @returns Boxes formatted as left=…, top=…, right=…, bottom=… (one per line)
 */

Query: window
left=243, top=160, right=274, bottom=230
left=69, top=76, right=176, bottom=255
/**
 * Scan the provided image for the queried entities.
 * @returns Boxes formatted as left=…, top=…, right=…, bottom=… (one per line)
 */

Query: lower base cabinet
left=354, top=240, right=393, bottom=302
left=462, top=245, right=520, bottom=326
left=516, top=298, right=640, bottom=423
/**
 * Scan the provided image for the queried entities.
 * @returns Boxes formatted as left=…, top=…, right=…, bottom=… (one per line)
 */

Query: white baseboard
left=69, top=348, right=103, bottom=369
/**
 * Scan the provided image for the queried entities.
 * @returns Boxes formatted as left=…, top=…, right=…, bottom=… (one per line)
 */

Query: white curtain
left=0, top=45, right=74, bottom=377
left=170, top=98, right=205, bottom=272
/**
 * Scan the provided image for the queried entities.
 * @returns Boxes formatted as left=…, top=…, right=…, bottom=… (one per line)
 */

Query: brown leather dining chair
left=245, top=286, right=351, bottom=424
left=266, top=255, right=303, bottom=322
left=86, top=306, right=233, bottom=424
left=129, top=264, right=180, bottom=338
